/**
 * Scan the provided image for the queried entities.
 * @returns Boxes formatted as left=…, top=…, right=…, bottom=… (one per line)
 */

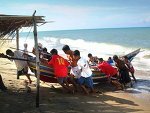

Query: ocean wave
left=143, top=55, right=150, bottom=59
left=19, top=36, right=150, bottom=71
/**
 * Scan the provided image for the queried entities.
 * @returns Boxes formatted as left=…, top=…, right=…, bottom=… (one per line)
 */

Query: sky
left=1, top=0, right=150, bottom=31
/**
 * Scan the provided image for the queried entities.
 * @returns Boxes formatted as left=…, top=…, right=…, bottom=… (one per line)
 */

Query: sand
left=0, top=42, right=150, bottom=113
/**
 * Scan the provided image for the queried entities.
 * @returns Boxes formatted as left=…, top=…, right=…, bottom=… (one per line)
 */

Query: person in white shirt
left=6, top=49, right=32, bottom=83
left=73, top=50, right=95, bottom=95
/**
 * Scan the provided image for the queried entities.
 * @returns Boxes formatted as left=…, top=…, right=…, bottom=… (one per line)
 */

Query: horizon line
left=21, top=26, right=150, bottom=33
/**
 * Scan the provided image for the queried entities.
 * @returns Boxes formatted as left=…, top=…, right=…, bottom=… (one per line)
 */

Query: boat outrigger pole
left=32, top=10, right=40, bottom=108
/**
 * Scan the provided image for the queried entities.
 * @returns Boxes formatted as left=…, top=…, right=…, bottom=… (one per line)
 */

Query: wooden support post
left=32, top=10, right=40, bottom=108
left=16, top=29, right=19, bottom=50
left=16, top=29, right=20, bottom=79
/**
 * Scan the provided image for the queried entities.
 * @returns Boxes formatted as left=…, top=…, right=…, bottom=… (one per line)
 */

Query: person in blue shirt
left=107, top=57, right=114, bottom=65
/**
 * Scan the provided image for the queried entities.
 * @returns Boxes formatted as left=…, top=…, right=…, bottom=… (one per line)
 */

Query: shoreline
left=0, top=42, right=150, bottom=113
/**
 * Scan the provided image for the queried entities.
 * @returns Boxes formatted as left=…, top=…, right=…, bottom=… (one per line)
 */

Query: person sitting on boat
left=23, top=43, right=28, bottom=58
left=62, top=45, right=79, bottom=91
left=48, top=48, right=73, bottom=93
left=97, top=58, right=123, bottom=89
left=107, top=57, right=114, bottom=65
left=124, top=56, right=136, bottom=82
left=113, top=55, right=131, bottom=86
left=6, top=49, right=32, bottom=84
left=41, top=47, right=51, bottom=61
left=32, top=43, right=43, bottom=56
left=73, top=50, right=95, bottom=95
left=88, top=53, right=98, bottom=66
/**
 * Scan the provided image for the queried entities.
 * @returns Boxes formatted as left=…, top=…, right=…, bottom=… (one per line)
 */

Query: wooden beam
left=32, top=10, right=40, bottom=108
left=16, top=29, right=19, bottom=50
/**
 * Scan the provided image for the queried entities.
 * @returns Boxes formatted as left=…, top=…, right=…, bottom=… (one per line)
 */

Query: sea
left=19, top=27, right=150, bottom=72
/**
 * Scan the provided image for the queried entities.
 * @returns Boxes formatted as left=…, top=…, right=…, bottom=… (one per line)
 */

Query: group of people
left=46, top=45, right=95, bottom=94
left=4, top=44, right=94, bottom=95
left=61, top=45, right=95, bottom=94
left=88, top=53, right=136, bottom=89
left=4, top=43, right=136, bottom=94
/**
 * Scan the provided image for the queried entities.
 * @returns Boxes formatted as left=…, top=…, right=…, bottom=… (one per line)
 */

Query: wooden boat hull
left=124, top=48, right=140, bottom=61
left=28, top=58, right=57, bottom=83
left=28, top=48, right=140, bottom=83
left=28, top=58, right=106, bottom=83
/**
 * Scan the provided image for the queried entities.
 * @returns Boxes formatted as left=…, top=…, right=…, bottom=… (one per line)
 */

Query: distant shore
left=0, top=42, right=150, bottom=113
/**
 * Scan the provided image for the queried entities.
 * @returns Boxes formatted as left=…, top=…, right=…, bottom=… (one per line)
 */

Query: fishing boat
left=123, top=48, right=141, bottom=61
left=27, top=48, right=141, bottom=83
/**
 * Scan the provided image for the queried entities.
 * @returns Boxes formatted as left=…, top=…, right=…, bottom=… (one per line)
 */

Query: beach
left=0, top=42, right=150, bottom=113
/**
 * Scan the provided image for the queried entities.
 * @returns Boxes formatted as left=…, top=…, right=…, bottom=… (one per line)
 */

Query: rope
left=24, top=26, right=33, bottom=42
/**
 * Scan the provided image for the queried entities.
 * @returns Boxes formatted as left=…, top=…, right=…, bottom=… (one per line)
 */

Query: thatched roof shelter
left=0, top=14, right=46, bottom=40
left=0, top=13, right=47, bottom=107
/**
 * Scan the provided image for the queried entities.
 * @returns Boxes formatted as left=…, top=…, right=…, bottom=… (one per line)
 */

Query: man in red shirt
left=97, top=58, right=123, bottom=90
left=48, top=49, right=73, bottom=93
left=98, top=58, right=117, bottom=77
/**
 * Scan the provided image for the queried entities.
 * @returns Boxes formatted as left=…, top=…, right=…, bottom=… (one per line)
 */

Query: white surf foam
left=18, top=36, right=150, bottom=72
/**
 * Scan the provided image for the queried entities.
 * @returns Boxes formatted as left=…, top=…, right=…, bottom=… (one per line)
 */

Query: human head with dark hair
left=62, top=45, right=71, bottom=54
left=73, top=50, right=80, bottom=60
left=124, top=56, right=129, bottom=62
left=98, top=58, right=104, bottom=63
left=88, top=53, right=92, bottom=58
left=113, top=55, right=118, bottom=62
left=73, top=50, right=80, bottom=56
left=50, top=49, right=58, bottom=55
left=6, top=49, right=14, bottom=56
left=43, top=47, right=47, bottom=53
left=124, top=56, right=128, bottom=59
left=108, top=57, right=112, bottom=60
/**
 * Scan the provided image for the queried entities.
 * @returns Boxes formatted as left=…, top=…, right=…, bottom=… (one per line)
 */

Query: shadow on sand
left=38, top=83, right=141, bottom=113
left=1, top=79, right=149, bottom=113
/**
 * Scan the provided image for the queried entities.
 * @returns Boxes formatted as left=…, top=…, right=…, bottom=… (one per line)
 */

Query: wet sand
left=0, top=42, right=150, bottom=113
